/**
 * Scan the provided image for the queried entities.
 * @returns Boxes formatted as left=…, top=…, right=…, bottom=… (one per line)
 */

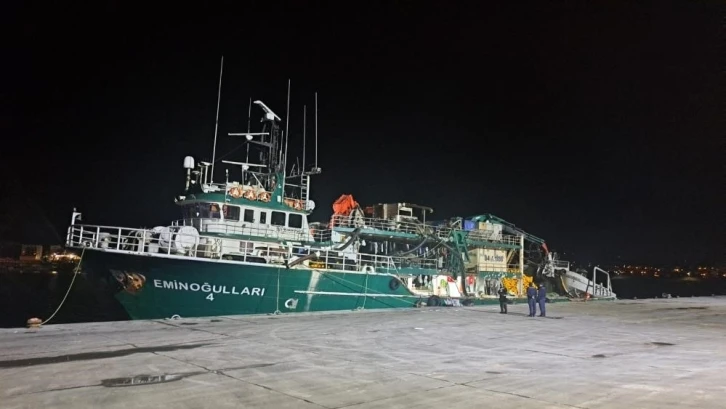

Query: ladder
left=299, top=174, right=310, bottom=203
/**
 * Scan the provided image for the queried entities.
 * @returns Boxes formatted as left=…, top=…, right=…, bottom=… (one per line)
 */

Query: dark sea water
left=1, top=267, right=128, bottom=329
left=2, top=268, right=726, bottom=328
left=611, top=276, right=726, bottom=299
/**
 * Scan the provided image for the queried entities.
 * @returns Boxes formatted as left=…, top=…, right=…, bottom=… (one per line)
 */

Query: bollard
left=27, top=318, right=42, bottom=328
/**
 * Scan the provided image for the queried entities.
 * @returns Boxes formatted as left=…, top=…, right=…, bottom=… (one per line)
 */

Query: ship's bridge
left=174, top=198, right=314, bottom=243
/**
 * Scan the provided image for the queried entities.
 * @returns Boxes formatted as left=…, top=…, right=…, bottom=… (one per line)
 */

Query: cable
left=272, top=267, right=282, bottom=315
left=213, top=141, right=249, bottom=164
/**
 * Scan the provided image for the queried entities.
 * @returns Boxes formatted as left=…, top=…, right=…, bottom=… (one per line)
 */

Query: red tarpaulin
left=332, top=194, right=359, bottom=216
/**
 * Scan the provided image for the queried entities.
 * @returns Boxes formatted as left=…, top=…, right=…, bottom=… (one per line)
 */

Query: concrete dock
left=2, top=298, right=726, bottom=409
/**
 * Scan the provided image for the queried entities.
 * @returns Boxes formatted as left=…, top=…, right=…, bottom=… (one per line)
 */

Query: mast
left=314, top=92, right=318, bottom=170
left=245, top=97, right=251, bottom=164
left=249, top=100, right=282, bottom=189
left=300, top=104, right=308, bottom=202
left=283, top=79, right=291, bottom=176
left=210, top=56, right=224, bottom=184
left=302, top=105, right=307, bottom=174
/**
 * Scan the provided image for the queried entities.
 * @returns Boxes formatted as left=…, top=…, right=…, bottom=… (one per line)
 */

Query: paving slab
left=2, top=297, right=726, bottom=409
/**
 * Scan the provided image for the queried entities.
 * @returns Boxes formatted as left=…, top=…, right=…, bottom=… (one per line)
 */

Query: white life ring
left=361, top=265, right=375, bottom=274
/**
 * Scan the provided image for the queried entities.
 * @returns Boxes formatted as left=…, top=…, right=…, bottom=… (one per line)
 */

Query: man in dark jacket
left=498, top=286, right=508, bottom=314
left=526, top=282, right=537, bottom=317
left=537, top=284, right=547, bottom=317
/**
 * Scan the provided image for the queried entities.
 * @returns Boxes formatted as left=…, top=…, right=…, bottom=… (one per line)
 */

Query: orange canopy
left=332, top=194, right=359, bottom=216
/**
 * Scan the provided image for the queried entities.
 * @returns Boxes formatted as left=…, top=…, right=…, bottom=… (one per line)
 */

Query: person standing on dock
left=537, top=284, right=547, bottom=317
left=498, top=286, right=508, bottom=314
left=526, top=282, right=537, bottom=317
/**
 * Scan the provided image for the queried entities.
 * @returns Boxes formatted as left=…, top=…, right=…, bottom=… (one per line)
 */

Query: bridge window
left=259, top=211, right=267, bottom=224
left=271, top=211, right=286, bottom=226
left=288, top=213, right=303, bottom=228
left=209, top=203, right=221, bottom=218
left=182, top=203, right=221, bottom=219
left=223, top=205, right=240, bottom=221
left=243, top=209, right=254, bottom=223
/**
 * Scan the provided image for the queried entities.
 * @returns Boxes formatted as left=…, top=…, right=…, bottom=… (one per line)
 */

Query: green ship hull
left=80, top=250, right=424, bottom=320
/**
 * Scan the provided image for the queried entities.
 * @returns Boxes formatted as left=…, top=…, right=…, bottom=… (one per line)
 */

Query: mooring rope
left=41, top=247, right=86, bottom=326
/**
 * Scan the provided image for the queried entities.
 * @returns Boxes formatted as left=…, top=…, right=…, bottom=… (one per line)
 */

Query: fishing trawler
left=64, top=77, right=615, bottom=320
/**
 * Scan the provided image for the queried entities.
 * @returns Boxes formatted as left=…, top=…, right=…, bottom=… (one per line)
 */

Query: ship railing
left=66, top=223, right=439, bottom=273
left=330, top=215, right=434, bottom=236
left=433, top=226, right=521, bottom=246
left=468, top=263, right=523, bottom=274
left=294, top=248, right=439, bottom=274
left=310, top=229, right=332, bottom=242
left=170, top=218, right=322, bottom=242
left=328, top=216, right=523, bottom=248
left=169, top=218, right=332, bottom=242
left=67, top=224, right=151, bottom=252
left=306, top=224, right=333, bottom=242
left=200, top=182, right=228, bottom=193
left=564, top=268, right=614, bottom=298
left=329, top=215, right=520, bottom=245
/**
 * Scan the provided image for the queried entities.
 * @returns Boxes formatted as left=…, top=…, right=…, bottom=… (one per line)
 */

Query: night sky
left=3, top=2, right=724, bottom=266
